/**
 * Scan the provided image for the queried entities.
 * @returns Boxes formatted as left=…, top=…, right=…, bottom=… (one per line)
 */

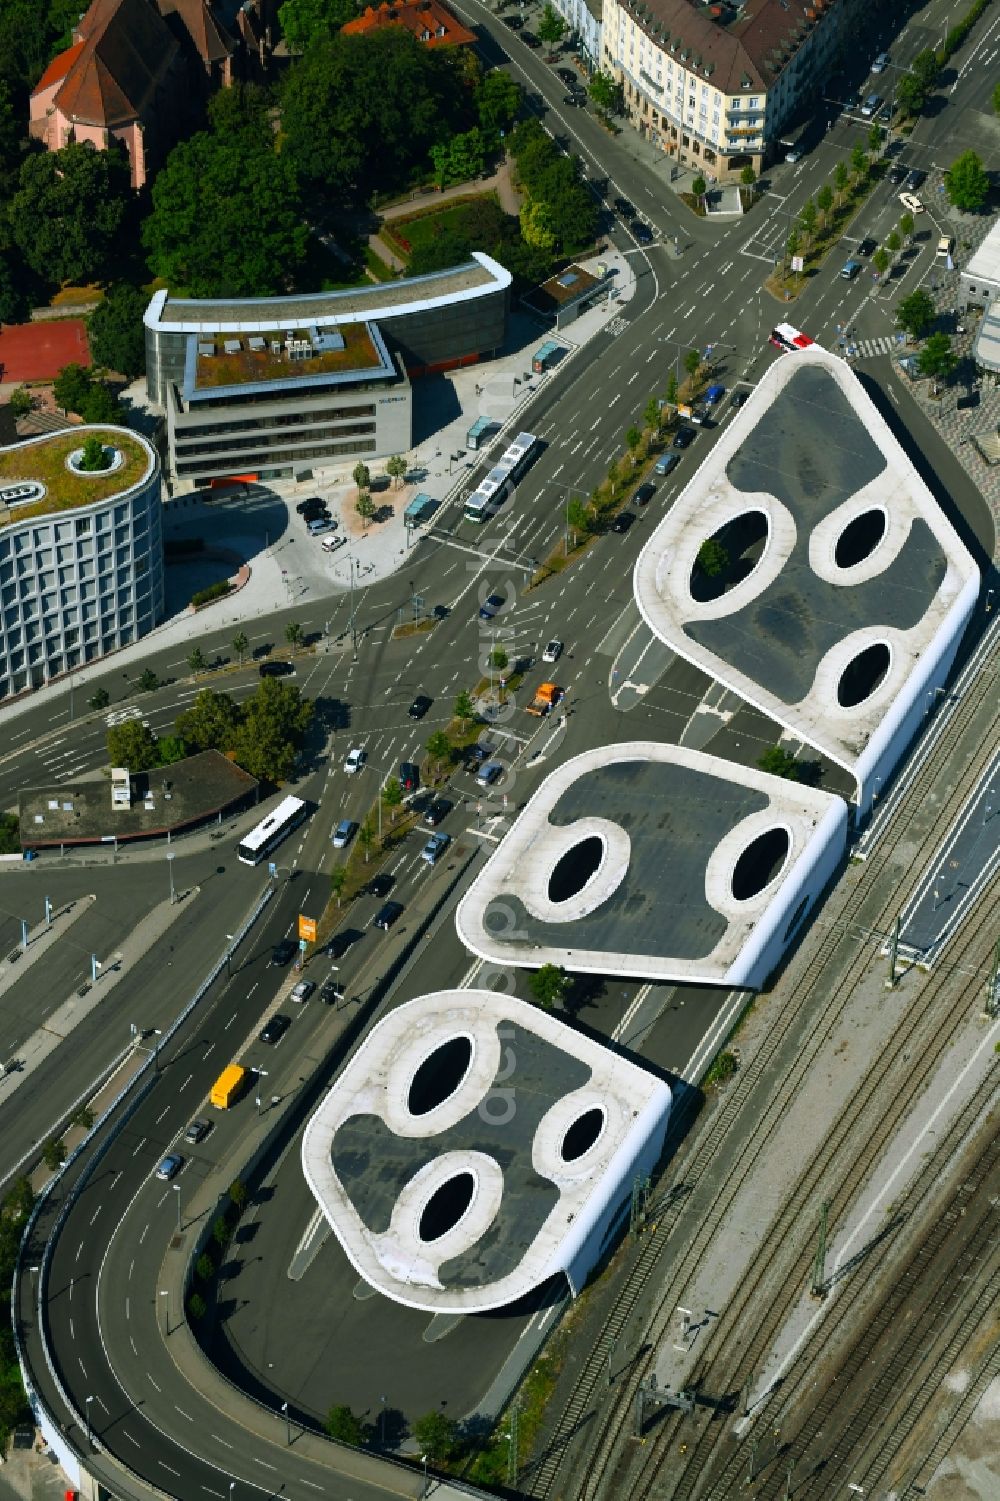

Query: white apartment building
left=601, top=0, right=850, bottom=184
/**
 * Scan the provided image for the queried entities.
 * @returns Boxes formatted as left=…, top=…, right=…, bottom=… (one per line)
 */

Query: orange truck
left=527, top=683, right=563, bottom=716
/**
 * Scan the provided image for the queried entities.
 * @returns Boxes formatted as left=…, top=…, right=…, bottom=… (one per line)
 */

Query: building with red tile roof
left=342, top=0, right=476, bottom=48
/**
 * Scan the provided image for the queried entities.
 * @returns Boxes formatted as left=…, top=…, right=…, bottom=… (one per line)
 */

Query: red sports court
left=0, top=319, right=90, bottom=383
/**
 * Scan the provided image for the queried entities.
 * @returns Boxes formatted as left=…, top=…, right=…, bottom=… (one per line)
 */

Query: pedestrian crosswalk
left=836, top=334, right=900, bottom=359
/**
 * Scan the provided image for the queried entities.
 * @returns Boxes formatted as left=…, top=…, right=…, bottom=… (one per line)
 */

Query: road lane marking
left=155, top=1107, right=170, bottom=1124
left=181, top=1073, right=193, bottom=1090
left=69, top=1317, right=74, bottom=1339
left=123, top=1429, right=139, bottom=1446
left=148, top=1374, right=161, bottom=1391
left=176, top=1405, right=193, bottom=1422
left=89, top=1205, right=101, bottom=1225
left=75, top=1241, right=83, bottom=1262
left=212, top=1435, right=234, bottom=1449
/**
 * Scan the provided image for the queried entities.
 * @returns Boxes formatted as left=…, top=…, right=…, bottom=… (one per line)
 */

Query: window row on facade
left=174, top=403, right=378, bottom=440
left=175, top=435, right=378, bottom=476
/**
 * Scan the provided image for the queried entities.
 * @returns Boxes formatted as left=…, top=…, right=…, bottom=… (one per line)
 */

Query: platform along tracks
left=522, top=651, right=999, bottom=1501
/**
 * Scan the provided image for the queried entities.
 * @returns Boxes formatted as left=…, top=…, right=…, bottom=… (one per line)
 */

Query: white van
left=935, top=235, right=954, bottom=265
left=321, top=534, right=345, bottom=553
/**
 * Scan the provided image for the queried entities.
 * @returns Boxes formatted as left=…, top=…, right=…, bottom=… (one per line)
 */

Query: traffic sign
left=298, top=914, right=317, bottom=943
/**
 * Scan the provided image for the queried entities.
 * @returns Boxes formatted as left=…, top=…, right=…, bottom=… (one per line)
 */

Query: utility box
left=111, top=767, right=131, bottom=810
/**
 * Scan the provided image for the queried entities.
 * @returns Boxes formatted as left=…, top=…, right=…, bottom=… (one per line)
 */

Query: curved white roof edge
left=301, top=990, right=672, bottom=1313
left=454, top=741, right=850, bottom=989
left=632, top=346, right=979, bottom=791
left=143, top=252, right=512, bottom=335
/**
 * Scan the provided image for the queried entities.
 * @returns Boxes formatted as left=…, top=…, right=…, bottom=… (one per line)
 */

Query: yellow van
left=210, top=1063, right=248, bottom=1110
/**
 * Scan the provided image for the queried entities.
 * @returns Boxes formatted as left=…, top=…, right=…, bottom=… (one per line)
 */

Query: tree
left=412, top=1410, right=460, bottom=1463
left=886, top=230, right=901, bottom=257
left=850, top=143, right=868, bottom=180
left=911, top=48, right=940, bottom=93
left=528, top=963, right=568, bottom=1010
left=384, top=454, right=407, bottom=489
left=196, top=1253, right=215, bottom=1282
left=994, top=78, right=1000, bottom=115
left=740, top=164, right=756, bottom=189
left=176, top=688, right=241, bottom=753
left=10, top=141, right=132, bottom=287
left=285, top=620, right=304, bottom=650
left=643, top=396, right=661, bottom=432
left=88, top=284, right=148, bottom=378
left=278, top=0, right=358, bottom=52
left=896, top=72, right=926, bottom=116
left=476, top=69, right=521, bottom=138
left=144, top=106, right=308, bottom=297
left=8, top=386, right=33, bottom=418
left=138, top=668, right=159, bottom=693
left=867, top=123, right=882, bottom=155
left=489, top=646, right=508, bottom=672
left=691, top=174, right=707, bottom=204
left=606, top=458, right=622, bottom=495
left=72, top=1105, right=95, bottom=1130
left=945, top=150, right=989, bottom=212
left=356, top=491, right=375, bottom=529
left=41, top=1138, right=66, bottom=1173
left=684, top=348, right=701, bottom=380
left=326, top=1405, right=366, bottom=1447
left=330, top=867, right=347, bottom=906
left=426, top=730, right=451, bottom=771
left=233, top=675, right=313, bottom=782
left=188, top=647, right=207, bottom=673
left=228, top=1179, right=248, bottom=1211
left=785, top=228, right=800, bottom=264
left=833, top=160, right=849, bottom=205
left=697, top=539, right=729, bottom=577
left=797, top=196, right=817, bottom=246
left=430, top=128, right=486, bottom=189
left=107, top=720, right=160, bottom=771
left=78, top=435, right=109, bottom=472
left=895, top=289, right=935, bottom=339
left=382, top=776, right=403, bottom=821
left=53, top=363, right=92, bottom=418
left=352, top=462, right=371, bottom=491
left=816, top=183, right=833, bottom=224
left=212, top=1215, right=231, bottom=1248
left=187, top=1292, right=207, bottom=1320
left=665, top=371, right=678, bottom=407
left=454, top=689, right=475, bottom=725
left=588, top=70, right=623, bottom=117
left=88, top=686, right=111, bottom=712
left=157, top=734, right=188, bottom=765
left=872, top=247, right=890, bottom=279
left=358, top=820, right=375, bottom=864
left=519, top=197, right=556, bottom=255
left=917, top=331, right=957, bottom=384
left=625, top=425, right=642, bottom=464
left=758, top=745, right=802, bottom=780
left=899, top=211, right=915, bottom=241
left=232, top=631, right=249, bottom=666
left=537, top=1, right=566, bottom=53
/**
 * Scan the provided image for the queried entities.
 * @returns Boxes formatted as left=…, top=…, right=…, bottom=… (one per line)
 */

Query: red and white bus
left=769, top=323, right=816, bottom=353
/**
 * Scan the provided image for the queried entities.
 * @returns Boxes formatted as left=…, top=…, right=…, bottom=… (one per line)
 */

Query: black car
left=887, top=165, right=907, bottom=186
left=260, top=1013, right=291, bottom=1045
left=270, top=938, right=296, bottom=966
left=424, top=797, right=452, bottom=827
left=630, top=220, right=654, bottom=244
left=634, top=483, right=656, bottom=507
left=673, top=426, right=695, bottom=449
left=614, top=196, right=635, bottom=217
left=320, top=979, right=345, bottom=1005
left=728, top=390, right=749, bottom=410
left=556, top=67, right=578, bottom=87
left=364, top=871, right=394, bottom=899
left=324, top=930, right=357, bottom=959
left=399, top=761, right=420, bottom=791
left=521, top=28, right=540, bottom=46
left=296, top=496, right=325, bottom=515
left=432, top=604, right=449, bottom=620
left=259, top=660, right=295, bottom=678
left=373, top=900, right=404, bottom=932
left=904, top=168, right=926, bottom=191
left=503, top=13, right=523, bottom=26
left=562, top=93, right=583, bottom=106
left=479, top=592, right=506, bottom=620
left=611, top=511, right=636, bottom=533
left=408, top=694, right=432, bottom=720
left=856, top=236, right=878, bottom=256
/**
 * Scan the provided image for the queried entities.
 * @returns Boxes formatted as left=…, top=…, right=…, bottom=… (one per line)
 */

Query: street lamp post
left=166, top=851, right=176, bottom=905
left=226, top=933, right=235, bottom=980
left=421, top=1453, right=429, bottom=1498
left=85, top=1394, right=94, bottom=1447
left=282, top=1401, right=291, bottom=1446
left=173, top=1182, right=181, bottom=1233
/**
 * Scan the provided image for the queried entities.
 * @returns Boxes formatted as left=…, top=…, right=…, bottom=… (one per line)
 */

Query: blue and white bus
left=237, top=795, right=308, bottom=866
left=464, top=432, right=538, bottom=523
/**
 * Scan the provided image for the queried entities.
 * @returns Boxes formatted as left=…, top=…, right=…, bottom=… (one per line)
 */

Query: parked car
left=783, top=145, right=803, bottom=164
left=325, top=930, right=357, bottom=958
left=408, top=694, right=432, bottom=720
left=290, top=979, right=315, bottom=1004
left=423, top=798, right=452, bottom=827
left=860, top=93, right=882, bottom=117
left=630, top=220, right=653, bottom=244
left=542, top=640, right=564, bottom=663
left=613, top=196, right=635, bottom=217
left=364, top=871, right=394, bottom=898
left=899, top=192, right=924, bottom=214
left=521, top=28, right=540, bottom=46
left=399, top=761, right=420, bottom=791
left=422, top=832, right=451, bottom=866
left=184, top=1119, right=211, bottom=1145
left=479, top=592, right=506, bottom=620
left=562, top=93, right=583, bottom=106
left=634, top=483, right=655, bottom=507
left=689, top=404, right=708, bottom=425
left=322, top=534, right=347, bottom=553
left=729, top=390, right=749, bottom=410
left=611, top=511, right=636, bottom=533
left=259, top=660, right=294, bottom=678
left=871, top=50, right=889, bottom=73
left=344, top=747, right=366, bottom=774
left=155, top=1154, right=183, bottom=1181
left=705, top=383, right=725, bottom=404
left=296, top=497, right=326, bottom=515
left=556, top=66, right=578, bottom=86
left=673, top=426, right=695, bottom=449
left=306, top=517, right=333, bottom=536
left=332, top=819, right=356, bottom=849
left=260, top=1013, right=291, bottom=1045
left=503, top=12, right=523, bottom=26
left=270, top=938, right=297, bottom=966
left=373, top=900, right=404, bottom=931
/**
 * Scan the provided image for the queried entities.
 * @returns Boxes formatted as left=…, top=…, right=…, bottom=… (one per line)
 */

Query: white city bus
left=464, top=432, right=538, bottom=523
left=237, top=795, right=308, bottom=866
left=769, top=323, right=816, bottom=353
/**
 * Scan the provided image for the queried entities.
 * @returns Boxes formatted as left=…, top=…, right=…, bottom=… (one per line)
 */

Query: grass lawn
left=383, top=193, right=500, bottom=259
left=0, top=429, right=152, bottom=519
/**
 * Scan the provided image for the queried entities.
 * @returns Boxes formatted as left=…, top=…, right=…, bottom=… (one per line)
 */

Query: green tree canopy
left=281, top=30, right=469, bottom=201
left=430, top=127, right=486, bottom=189
left=994, top=79, right=1000, bottom=115
left=426, top=729, right=451, bottom=769
left=326, top=1404, right=366, bottom=1446
left=899, top=211, right=915, bottom=240
left=850, top=143, right=868, bottom=179
left=454, top=689, right=475, bottom=724
left=588, top=70, right=623, bottom=116
left=175, top=687, right=242, bottom=753
left=0, top=248, right=31, bottom=326
left=683, top=348, right=700, bottom=378
left=411, top=1410, right=460, bottom=1463
left=88, top=284, right=148, bottom=378
left=381, top=776, right=403, bottom=818
left=757, top=745, right=802, bottom=780
left=107, top=719, right=160, bottom=772
left=52, top=362, right=99, bottom=417
left=895, top=289, right=935, bottom=339
left=143, top=91, right=308, bottom=296
left=385, top=454, right=407, bottom=488
left=740, top=164, right=756, bottom=188
left=833, top=160, right=849, bottom=200
left=816, top=183, right=833, bottom=220
left=537, top=1, right=567, bottom=50
left=278, top=0, right=358, bottom=52
left=697, top=539, right=729, bottom=577
left=528, top=963, right=568, bottom=1010
left=872, top=246, right=890, bottom=278
left=910, top=48, right=940, bottom=91
left=691, top=174, right=707, bottom=200
left=232, top=675, right=314, bottom=783
left=356, top=491, right=375, bottom=528
left=476, top=69, right=521, bottom=138
left=944, top=150, right=989, bottom=212
left=10, top=141, right=131, bottom=287
left=507, top=120, right=596, bottom=255
left=917, top=331, right=957, bottom=382
left=157, top=734, right=189, bottom=765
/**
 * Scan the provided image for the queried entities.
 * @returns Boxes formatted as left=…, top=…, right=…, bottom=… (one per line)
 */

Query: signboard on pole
left=298, top=914, right=317, bottom=943
left=790, top=255, right=804, bottom=272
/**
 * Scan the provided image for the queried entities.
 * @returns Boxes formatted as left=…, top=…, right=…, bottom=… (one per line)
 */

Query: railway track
left=521, top=650, right=998, bottom=1501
